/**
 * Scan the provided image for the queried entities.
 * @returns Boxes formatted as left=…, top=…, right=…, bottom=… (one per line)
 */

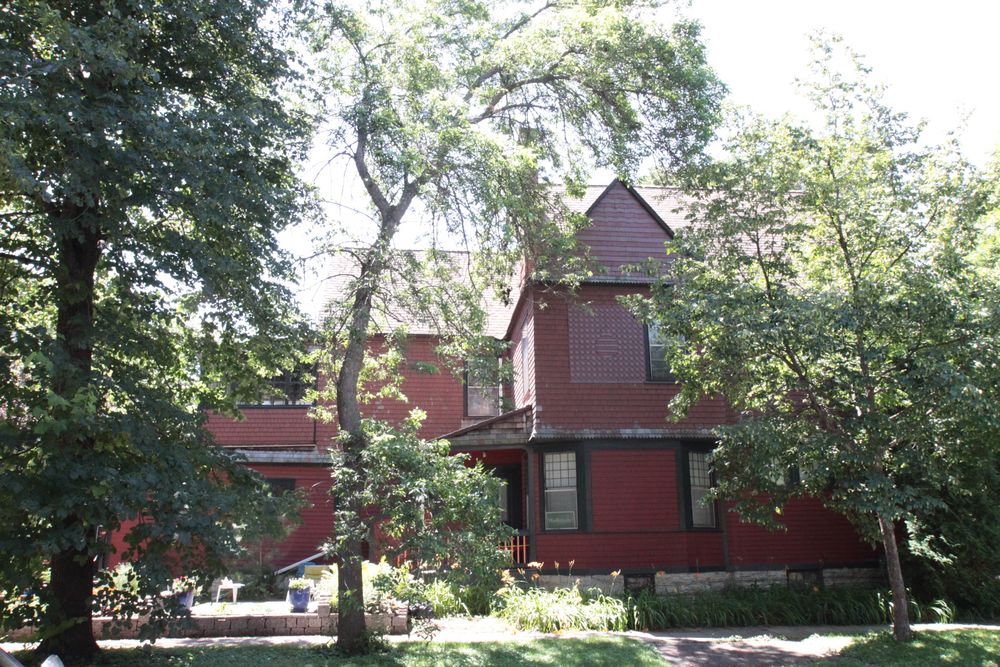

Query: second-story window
left=465, top=359, right=500, bottom=417
left=646, top=323, right=674, bottom=382
left=256, top=363, right=316, bottom=406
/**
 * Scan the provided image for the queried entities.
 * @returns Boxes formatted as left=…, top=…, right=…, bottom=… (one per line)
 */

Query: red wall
left=206, top=335, right=468, bottom=450
left=247, top=463, right=333, bottom=568
left=530, top=448, right=875, bottom=572
left=531, top=285, right=735, bottom=434
left=725, top=497, right=877, bottom=568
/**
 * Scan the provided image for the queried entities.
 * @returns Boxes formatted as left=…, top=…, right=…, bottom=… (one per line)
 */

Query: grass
left=819, top=629, right=1000, bottom=666
left=15, top=637, right=668, bottom=666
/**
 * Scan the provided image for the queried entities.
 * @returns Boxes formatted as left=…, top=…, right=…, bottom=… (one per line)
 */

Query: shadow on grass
left=16, top=637, right=667, bottom=667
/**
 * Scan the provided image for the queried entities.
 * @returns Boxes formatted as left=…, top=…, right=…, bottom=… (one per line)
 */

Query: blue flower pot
left=289, top=587, right=310, bottom=613
left=178, top=590, right=195, bottom=609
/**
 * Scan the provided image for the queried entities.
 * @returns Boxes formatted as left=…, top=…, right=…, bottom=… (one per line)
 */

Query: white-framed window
left=646, top=323, right=673, bottom=381
left=687, top=450, right=717, bottom=528
left=543, top=451, right=578, bottom=530
left=465, top=360, right=500, bottom=417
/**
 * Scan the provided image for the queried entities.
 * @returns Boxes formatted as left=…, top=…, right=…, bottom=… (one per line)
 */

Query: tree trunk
left=37, top=210, right=102, bottom=662
left=878, top=512, right=913, bottom=642
left=38, top=541, right=98, bottom=665
left=336, top=536, right=366, bottom=652
left=334, top=275, right=377, bottom=652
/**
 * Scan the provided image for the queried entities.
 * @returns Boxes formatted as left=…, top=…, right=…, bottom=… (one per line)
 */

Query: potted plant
left=172, top=576, right=199, bottom=609
left=287, top=578, right=311, bottom=613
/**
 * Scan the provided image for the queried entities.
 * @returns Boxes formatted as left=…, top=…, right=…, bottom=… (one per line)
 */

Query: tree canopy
left=0, top=0, right=314, bottom=660
left=303, top=0, right=725, bottom=651
left=636, top=38, right=1000, bottom=641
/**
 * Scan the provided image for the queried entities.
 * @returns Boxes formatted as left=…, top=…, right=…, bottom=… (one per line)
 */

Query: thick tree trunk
left=334, top=276, right=376, bottom=652
left=878, top=512, right=913, bottom=642
left=37, top=211, right=101, bottom=663
left=39, top=542, right=98, bottom=664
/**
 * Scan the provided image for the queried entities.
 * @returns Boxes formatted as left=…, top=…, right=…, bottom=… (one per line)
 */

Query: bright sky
left=687, top=0, right=1000, bottom=164
left=284, top=0, right=1000, bottom=308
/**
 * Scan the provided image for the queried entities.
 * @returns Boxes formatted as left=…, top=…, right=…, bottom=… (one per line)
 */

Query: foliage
left=326, top=414, right=512, bottom=594
left=816, top=629, right=1000, bottom=667
left=286, top=578, right=312, bottom=591
left=494, top=581, right=955, bottom=632
left=496, top=584, right=630, bottom=632
left=301, top=0, right=724, bottom=651
left=370, top=562, right=496, bottom=617
left=634, top=36, right=1000, bottom=641
left=12, top=637, right=669, bottom=667
left=0, top=0, right=314, bottom=658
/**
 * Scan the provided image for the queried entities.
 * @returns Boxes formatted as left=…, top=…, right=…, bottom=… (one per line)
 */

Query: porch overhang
left=437, top=405, right=533, bottom=450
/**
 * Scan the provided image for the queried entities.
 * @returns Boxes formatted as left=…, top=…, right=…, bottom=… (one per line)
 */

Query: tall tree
left=303, top=0, right=724, bottom=651
left=637, top=38, right=1000, bottom=641
left=0, top=1, right=313, bottom=662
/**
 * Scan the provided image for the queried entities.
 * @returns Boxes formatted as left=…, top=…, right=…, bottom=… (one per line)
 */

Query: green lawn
left=19, top=637, right=668, bottom=666
left=819, top=629, right=1000, bottom=666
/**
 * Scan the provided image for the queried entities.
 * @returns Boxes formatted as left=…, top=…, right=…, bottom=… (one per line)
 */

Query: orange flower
left=610, top=569, right=621, bottom=578
left=526, top=561, right=544, bottom=570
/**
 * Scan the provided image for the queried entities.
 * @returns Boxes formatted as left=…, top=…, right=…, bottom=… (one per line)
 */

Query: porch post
left=524, top=448, right=536, bottom=563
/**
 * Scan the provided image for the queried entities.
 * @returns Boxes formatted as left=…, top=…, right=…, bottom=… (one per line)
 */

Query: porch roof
left=438, top=405, right=532, bottom=449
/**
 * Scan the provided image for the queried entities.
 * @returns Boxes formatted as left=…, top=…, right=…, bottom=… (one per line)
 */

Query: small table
left=214, top=579, right=245, bottom=604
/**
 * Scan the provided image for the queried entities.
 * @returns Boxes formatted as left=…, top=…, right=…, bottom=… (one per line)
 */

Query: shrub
left=369, top=563, right=497, bottom=617
left=494, top=583, right=955, bottom=632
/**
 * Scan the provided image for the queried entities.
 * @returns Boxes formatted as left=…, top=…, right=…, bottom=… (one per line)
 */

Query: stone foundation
left=537, top=566, right=884, bottom=595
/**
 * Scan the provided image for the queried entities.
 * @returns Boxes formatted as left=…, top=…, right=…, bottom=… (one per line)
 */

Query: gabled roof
left=579, top=179, right=675, bottom=237
left=316, top=182, right=695, bottom=338
left=562, top=181, right=695, bottom=237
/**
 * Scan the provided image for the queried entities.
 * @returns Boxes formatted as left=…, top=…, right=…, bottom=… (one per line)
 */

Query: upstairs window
left=687, top=450, right=717, bottom=528
left=543, top=451, right=579, bottom=530
left=646, top=323, right=674, bottom=382
left=254, top=363, right=316, bottom=406
left=465, top=360, right=500, bottom=417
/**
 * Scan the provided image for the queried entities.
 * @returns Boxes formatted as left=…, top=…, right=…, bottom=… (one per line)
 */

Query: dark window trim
left=644, top=324, right=676, bottom=383
left=680, top=443, right=721, bottom=532
left=239, top=363, right=317, bottom=408
left=539, top=445, right=587, bottom=533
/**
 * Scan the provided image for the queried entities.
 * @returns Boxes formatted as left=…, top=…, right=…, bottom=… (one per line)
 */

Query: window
left=254, top=363, right=315, bottom=406
left=687, top=450, right=717, bottom=528
left=465, top=361, right=500, bottom=417
left=266, top=478, right=296, bottom=495
left=543, top=452, right=578, bottom=530
left=646, top=324, right=674, bottom=381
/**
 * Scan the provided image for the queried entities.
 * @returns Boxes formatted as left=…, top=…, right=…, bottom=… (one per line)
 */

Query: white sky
left=283, top=0, right=1000, bottom=308
left=688, top=0, right=1000, bottom=163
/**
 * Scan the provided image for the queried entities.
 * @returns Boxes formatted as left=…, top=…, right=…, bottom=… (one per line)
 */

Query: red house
left=209, top=180, right=881, bottom=593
